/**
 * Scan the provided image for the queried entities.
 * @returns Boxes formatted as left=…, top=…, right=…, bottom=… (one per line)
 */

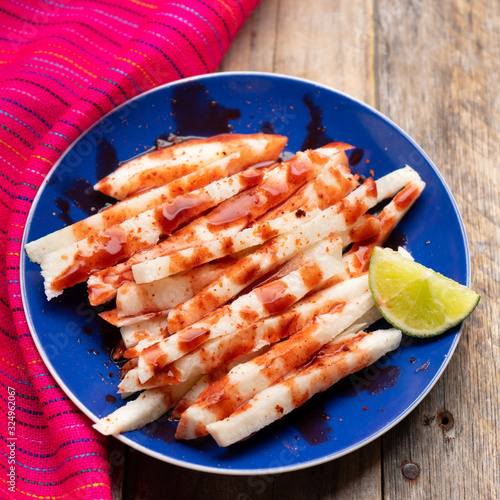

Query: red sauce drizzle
left=340, top=180, right=376, bottom=226
left=102, top=227, right=127, bottom=255
left=158, top=192, right=212, bottom=235
left=239, top=167, right=265, bottom=187
left=254, top=280, right=296, bottom=315
left=365, top=177, right=377, bottom=197
left=206, top=191, right=267, bottom=231
left=287, top=153, right=315, bottom=182
left=178, top=327, right=210, bottom=353
left=299, top=261, right=323, bottom=290
left=206, top=154, right=318, bottom=233
left=349, top=244, right=371, bottom=273
left=88, top=282, right=115, bottom=306
left=51, top=227, right=141, bottom=292
left=349, top=214, right=381, bottom=242
left=194, top=380, right=242, bottom=420
left=141, top=343, right=166, bottom=376
left=394, top=182, right=420, bottom=211
left=327, top=302, right=347, bottom=315
left=262, top=177, right=290, bottom=197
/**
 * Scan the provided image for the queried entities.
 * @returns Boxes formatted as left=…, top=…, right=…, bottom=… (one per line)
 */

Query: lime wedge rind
left=369, top=247, right=480, bottom=338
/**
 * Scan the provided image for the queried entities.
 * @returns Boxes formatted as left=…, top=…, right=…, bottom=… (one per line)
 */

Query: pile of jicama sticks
left=25, top=133, right=425, bottom=447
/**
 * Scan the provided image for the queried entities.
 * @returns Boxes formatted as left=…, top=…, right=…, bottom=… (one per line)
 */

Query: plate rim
left=20, top=70, right=470, bottom=475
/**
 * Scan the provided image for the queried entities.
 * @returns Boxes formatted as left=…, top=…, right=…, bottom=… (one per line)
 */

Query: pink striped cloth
left=0, top=1, right=260, bottom=498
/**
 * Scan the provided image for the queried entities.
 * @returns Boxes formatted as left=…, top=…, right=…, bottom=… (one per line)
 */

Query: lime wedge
left=369, top=247, right=480, bottom=337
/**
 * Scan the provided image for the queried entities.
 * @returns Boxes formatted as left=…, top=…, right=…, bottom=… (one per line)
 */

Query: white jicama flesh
left=175, top=290, right=376, bottom=440
left=94, top=133, right=287, bottom=200
left=206, top=328, right=402, bottom=447
left=116, top=257, right=235, bottom=318
left=131, top=203, right=320, bottom=283
left=85, top=148, right=328, bottom=305
left=25, top=149, right=248, bottom=264
left=117, top=274, right=374, bottom=394
left=92, top=376, right=198, bottom=436
left=120, top=316, right=171, bottom=349
left=135, top=237, right=344, bottom=382
left=39, top=161, right=270, bottom=300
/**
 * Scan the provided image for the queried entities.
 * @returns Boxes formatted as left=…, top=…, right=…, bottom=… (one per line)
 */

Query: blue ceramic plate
left=21, top=72, right=469, bottom=474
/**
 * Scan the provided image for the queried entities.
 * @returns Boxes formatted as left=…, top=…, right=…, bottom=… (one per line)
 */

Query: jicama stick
left=206, top=328, right=402, bottom=446
left=42, top=212, right=163, bottom=300
left=95, top=133, right=287, bottom=200
left=115, top=257, right=236, bottom=318
left=345, top=179, right=426, bottom=276
left=92, top=376, right=199, bottom=436
left=120, top=316, right=171, bottom=349
left=39, top=162, right=270, bottom=300
left=256, top=146, right=357, bottom=223
left=111, top=175, right=421, bottom=332
left=175, top=290, right=375, bottom=439
left=87, top=148, right=332, bottom=305
left=131, top=202, right=320, bottom=284
left=170, top=346, right=269, bottom=420
left=25, top=148, right=261, bottom=264
left=135, top=236, right=344, bottom=382
left=166, top=166, right=417, bottom=333
left=99, top=310, right=167, bottom=328
left=117, top=273, right=374, bottom=394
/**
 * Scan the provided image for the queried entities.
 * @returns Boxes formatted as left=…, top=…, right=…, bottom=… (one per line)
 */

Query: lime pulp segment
left=368, top=247, right=480, bottom=337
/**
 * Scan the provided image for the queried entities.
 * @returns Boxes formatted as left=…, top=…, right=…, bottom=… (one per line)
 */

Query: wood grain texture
left=107, top=437, right=126, bottom=499
left=377, top=1, right=500, bottom=498
left=220, top=0, right=376, bottom=106
left=126, top=440, right=381, bottom=500
left=113, top=0, right=500, bottom=498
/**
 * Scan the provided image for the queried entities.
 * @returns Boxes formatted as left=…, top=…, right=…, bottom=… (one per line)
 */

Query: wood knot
left=421, top=414, right=435, bottom=426
left=401, top=461, right=420, bottom=481
left=436, top=409, right=454, bottom=432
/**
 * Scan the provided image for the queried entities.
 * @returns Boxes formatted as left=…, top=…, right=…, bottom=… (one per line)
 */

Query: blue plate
left=21, top=72, right=469, bottom=474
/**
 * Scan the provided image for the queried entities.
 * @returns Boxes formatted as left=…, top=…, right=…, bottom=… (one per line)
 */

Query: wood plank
left=377, top=0, right=500, bottom=498
left=220, top=0, right=376, bottom=107
left=128, top=441, right=381, bottom=500
left=129, top=451, right=273, bottom=500
left=107, top=436, right=126, bottom=500
left=218, top=0, right=279, bottom=73
left=272, top=441, right=382, bottom=500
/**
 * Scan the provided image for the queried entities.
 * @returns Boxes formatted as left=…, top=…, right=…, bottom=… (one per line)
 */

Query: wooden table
left=110, top=1, right=500, bottom=498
